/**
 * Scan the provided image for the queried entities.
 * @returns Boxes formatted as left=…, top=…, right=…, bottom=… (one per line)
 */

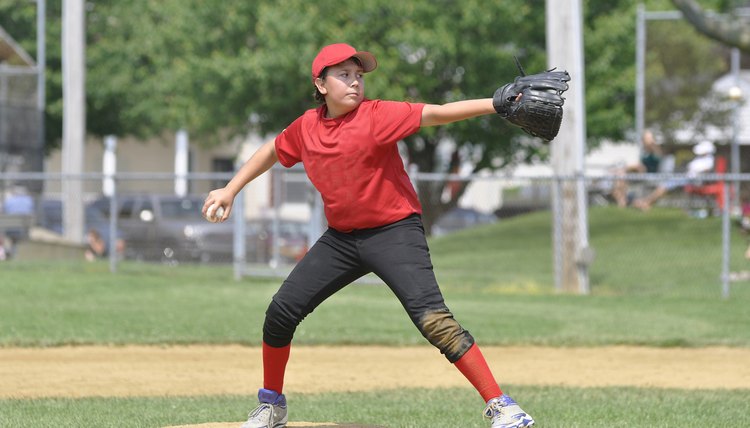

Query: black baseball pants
left=263, top=214, right=475, bottom=363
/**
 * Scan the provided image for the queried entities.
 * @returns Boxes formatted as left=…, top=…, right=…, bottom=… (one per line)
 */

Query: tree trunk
left=671, top=0, right=750, bottom=53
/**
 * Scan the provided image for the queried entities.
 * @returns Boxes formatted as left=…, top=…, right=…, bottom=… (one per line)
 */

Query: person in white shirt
left=633, top=140, right=716, bottom=211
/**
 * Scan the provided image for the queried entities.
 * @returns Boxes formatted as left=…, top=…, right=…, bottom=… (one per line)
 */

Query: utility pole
left=546, top=0, right=591, bottom=294
left=61, top=0, right=85, bottom=243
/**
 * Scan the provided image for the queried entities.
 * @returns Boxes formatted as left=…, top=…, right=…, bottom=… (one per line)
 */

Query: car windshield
left=160, top=198, right=203, bottom=219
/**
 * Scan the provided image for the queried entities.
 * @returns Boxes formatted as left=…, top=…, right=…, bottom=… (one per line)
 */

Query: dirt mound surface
left=1, top=345, right=749, bottom=399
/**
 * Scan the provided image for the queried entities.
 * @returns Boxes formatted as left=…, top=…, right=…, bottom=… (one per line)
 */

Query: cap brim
left=352, top=51, right=377, bottom=73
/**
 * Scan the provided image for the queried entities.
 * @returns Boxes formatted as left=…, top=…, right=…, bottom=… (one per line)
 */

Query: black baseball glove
left=493, top=60, right=570, bottom=141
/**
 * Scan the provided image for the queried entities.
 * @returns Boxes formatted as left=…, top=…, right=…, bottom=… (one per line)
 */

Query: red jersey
left=275, top=99, right=425, bottom=232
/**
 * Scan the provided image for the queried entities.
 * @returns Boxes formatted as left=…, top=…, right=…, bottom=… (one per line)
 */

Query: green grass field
left=3, top=387, right=749, bottom=428
left=1, top=206, right=749, bottom=427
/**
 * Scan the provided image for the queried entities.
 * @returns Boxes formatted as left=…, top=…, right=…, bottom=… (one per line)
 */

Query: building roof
left=0, top=25, right=36, bottom=67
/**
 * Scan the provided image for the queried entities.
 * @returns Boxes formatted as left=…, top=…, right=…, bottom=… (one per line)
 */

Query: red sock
left=453, top=343, right=503, bottom=402
left=262, top=342, right=291, bottom=394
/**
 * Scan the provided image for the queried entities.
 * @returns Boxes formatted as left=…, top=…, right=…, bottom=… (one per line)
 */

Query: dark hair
left=312, top=57, right=363, bottom=104
left=313, top=67, right=330, bottom=104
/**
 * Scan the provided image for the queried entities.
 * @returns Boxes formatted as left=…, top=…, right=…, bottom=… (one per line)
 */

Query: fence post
left=409, top=164, right=419, bottom=198
left=553, top=177, right=563, bottom=292
left=233, top=187, right=245, bottom=281
left=270, top=167, right=282, bottom=269
left=108, top=177, right=118, bottom=273
left=576, top=172, right=591, bottom=294
left=309, top=186, right=325, bottom=243
left=721, top=181, right=731, bottom=299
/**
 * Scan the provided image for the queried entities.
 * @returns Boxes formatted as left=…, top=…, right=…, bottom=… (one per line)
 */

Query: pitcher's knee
left=417, top=308, right=475, bottom=363
left=262, top=299, right=300, bottom=347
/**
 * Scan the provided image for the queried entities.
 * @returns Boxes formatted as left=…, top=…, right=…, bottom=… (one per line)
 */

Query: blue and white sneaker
left=241, top=388, right=288, bottom=428
left=484, top=394, right=535, bottom=428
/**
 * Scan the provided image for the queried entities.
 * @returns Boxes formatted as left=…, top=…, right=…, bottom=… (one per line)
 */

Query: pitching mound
left=164, top=423, right=383, bottom=428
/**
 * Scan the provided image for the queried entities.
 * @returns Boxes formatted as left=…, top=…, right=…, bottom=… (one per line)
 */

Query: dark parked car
left=89, top=194, right=236, bottom=263
left=431, top=207, right=498, bottom=237
left=90, top=194, right=308, bottom=264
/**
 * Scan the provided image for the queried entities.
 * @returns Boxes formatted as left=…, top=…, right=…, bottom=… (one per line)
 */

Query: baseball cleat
left=484, top=394, right=535, bottom=428
left=241, top=388, right=288, bottom=428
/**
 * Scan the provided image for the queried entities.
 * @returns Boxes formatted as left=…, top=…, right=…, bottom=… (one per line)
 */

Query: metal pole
left=729, top=48, right=741, bottom=214
left=570, top=0, right=590, bottom=295
left=37, top=0, right=46, bottom=154
left=271, top=168, right=282, bottom=269
left=0, top=67, right=7, bottom=163
left=233, top=187, right=246, bottom=281
left=103, top=135, right=118, bottom=273
left=102, top=135, right=116, bottom=197
left=636, top=8, right=684, bottom=142
left=635, top=4, right=646, bottom=142
left=553, top=177, right=563, bottom=292
left=308, top=186, right=324, bottom=243
left=108, top=175, right=118, bottom=273
left=721, top=181, right=731, bottom=299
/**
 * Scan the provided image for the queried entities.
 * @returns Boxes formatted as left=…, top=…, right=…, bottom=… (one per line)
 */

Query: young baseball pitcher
left=204, top=43, right=568, bottom=428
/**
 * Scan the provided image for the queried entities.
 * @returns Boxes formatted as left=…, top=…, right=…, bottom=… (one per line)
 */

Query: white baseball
left=206, top=203, right=225, bottom=223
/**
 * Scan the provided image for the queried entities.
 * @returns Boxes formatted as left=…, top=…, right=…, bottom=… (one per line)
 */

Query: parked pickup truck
left=89, top=194, right=307, bottom=264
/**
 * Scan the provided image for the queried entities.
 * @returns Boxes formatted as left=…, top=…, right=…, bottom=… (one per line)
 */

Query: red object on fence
left=684, top=156, right=730, bottom=210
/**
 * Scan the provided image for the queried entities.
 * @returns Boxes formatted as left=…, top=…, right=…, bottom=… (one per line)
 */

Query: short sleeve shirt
left=640, top=153, right=662, bottom=173
left=275, top=99, right=425, bottom=232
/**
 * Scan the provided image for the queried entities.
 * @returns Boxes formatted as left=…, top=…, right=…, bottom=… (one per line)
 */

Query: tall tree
left=9, top=1, right=704, bottom=231
left=246, top=0, right=551, bottom=231
left=643, top=14, right=730, bottom=140
left=86, top=0, right=262, bottom=142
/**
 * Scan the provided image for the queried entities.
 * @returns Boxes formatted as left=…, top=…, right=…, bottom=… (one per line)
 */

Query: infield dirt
left=2, top=345, right=749, bottom=399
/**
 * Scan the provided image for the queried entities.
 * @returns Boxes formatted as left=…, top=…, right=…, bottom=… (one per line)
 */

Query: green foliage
left=644, top=19, right=729, bottom=140
left=248, top=0, right=544, bottom=161
left=1, top=1, right=738, bottom=159
left=3, top=2, right=638, bottom=151
left=86, top=0, right=261, bottom=142
left=584, top=2, right=640, bottom=141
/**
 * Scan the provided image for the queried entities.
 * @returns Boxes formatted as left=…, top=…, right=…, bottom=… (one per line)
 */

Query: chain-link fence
left=0, top=66, right=43, bottom=194
left=2, top=169, right=749, bottom=299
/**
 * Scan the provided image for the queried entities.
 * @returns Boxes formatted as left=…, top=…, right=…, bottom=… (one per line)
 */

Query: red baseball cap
left=311, top=43, right=377, bottom=81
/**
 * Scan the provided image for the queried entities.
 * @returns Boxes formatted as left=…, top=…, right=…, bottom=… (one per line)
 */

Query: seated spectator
left=633, top=140, right=716, bottom=211
left=2, top=186, right=35, bottom=250
left=612, top=130, right=663, bottom=207
left=85, top=229, right=107, bottom=261
left=3, top=186, right=34, bottom=215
